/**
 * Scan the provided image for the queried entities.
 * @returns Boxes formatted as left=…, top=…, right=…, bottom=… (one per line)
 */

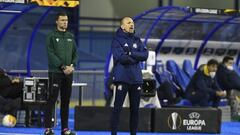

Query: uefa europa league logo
left=167, top=112, right=181, bottom=130
left=171, top=112, right=178, bottom=130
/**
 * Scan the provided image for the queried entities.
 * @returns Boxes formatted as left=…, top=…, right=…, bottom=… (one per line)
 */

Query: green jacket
left=46, top=29, right=78, bottom=72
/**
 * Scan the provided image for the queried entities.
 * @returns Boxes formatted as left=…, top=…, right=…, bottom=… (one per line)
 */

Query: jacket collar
left=203, top=65, right=210, bottom=76
left=55, top=28, right=67, bottom=35
left=116, top=28, right=134, bottom=38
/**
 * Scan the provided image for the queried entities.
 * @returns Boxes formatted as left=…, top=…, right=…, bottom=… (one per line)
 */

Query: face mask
left=227, top=65, right=233, bottom=71
left=209, top=72, right=216, bottom=78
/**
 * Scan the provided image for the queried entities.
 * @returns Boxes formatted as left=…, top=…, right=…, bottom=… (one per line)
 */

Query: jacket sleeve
left=223, top=76, right=232, bottom=89
left=213, top=77, right=222, bottom=90
left=46, top=35, right=63, bottom=68
left=130, top=38, right=148, bottom=62
left=195, top=73, right=216, bottom=96
left=217, top=70, right=232, bottom=89
left=111, top=39, right=138, bottom=65
left=229, top=72, right=240, bottom=89
left=71, top=38, right=78, bottom=67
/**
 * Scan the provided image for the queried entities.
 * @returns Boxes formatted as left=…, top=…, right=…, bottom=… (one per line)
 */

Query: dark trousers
left=0, top=96, right=21, bottom=117
left=110, top=83, right=141, bottom=135
left=0, top=82, right=23, bottom=116
left=44, top=72, right=73, bottom=129
left=187, top=91, right=220, bottom=107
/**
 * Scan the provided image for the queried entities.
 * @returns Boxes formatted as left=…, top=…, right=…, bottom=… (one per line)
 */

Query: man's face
left=208, top=64, right=218, bottom=72
left=224, top=59, right=234, bottom=67
left=56, top=15, right=68, bottom=31
left=121, top=17, right=134, bottom=33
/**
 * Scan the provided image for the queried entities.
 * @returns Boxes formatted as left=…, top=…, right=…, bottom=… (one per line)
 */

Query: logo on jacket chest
left=133, top=43, right=137, bottom=49
left=124, top=43, right=137, bottom=48
left=55, top=38, right=72, bottom=43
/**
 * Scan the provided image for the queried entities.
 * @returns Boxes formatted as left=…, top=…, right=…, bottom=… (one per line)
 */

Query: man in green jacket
left=44, top=12, right=77, bottom=135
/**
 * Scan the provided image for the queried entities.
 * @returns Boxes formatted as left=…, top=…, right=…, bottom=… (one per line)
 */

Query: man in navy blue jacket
left=216, top=56, right=240, bottom=104
left=185, top=59, right=226, bottom=107
left=110, top=17, right=148, bottom=135
left=216, top=56, right=240, bottom=91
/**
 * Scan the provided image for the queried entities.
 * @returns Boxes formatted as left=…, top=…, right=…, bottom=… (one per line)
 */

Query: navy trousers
left=187, top=91, right=220, bottom=107
left=110, top=83, right=141, bottom=135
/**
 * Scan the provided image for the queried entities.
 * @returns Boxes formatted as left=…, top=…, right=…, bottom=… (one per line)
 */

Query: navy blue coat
left=216, top=64, right=240, bottom=91
left=185, top=65, right=220, bottom=102
left=111, top=28, right=148, bottom=85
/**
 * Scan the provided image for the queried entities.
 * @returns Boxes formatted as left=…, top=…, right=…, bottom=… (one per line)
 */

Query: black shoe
left=44, top=128, right=55, bottom=135
left=111, top=132, right=117, bottom=135
left=61, top=129, right=76, bottom=135
left=130, top=132, right=136, bottom=135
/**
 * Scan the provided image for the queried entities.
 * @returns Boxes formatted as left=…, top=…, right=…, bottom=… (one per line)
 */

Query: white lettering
left=183, top=119, right=206, bottom=126
left=187, top=126, right=202, bottom=130
left=195, top=8, right=218, bottom=14
left=0, top=0, right=24, bottom=3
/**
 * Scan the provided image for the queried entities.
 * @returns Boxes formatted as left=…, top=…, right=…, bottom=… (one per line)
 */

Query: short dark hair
left=207, top=59, right=219, bottom=66
left=120, top=17, right=132, bottom=25
left=56, top=12, right=68, bottom=20
left=222, top=56, right=234, bottom=64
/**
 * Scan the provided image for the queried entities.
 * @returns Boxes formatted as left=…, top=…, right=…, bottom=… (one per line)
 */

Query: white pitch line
left=0, top=10, right=22, bottom=13
left=0, top=133, right=40, bottom=135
